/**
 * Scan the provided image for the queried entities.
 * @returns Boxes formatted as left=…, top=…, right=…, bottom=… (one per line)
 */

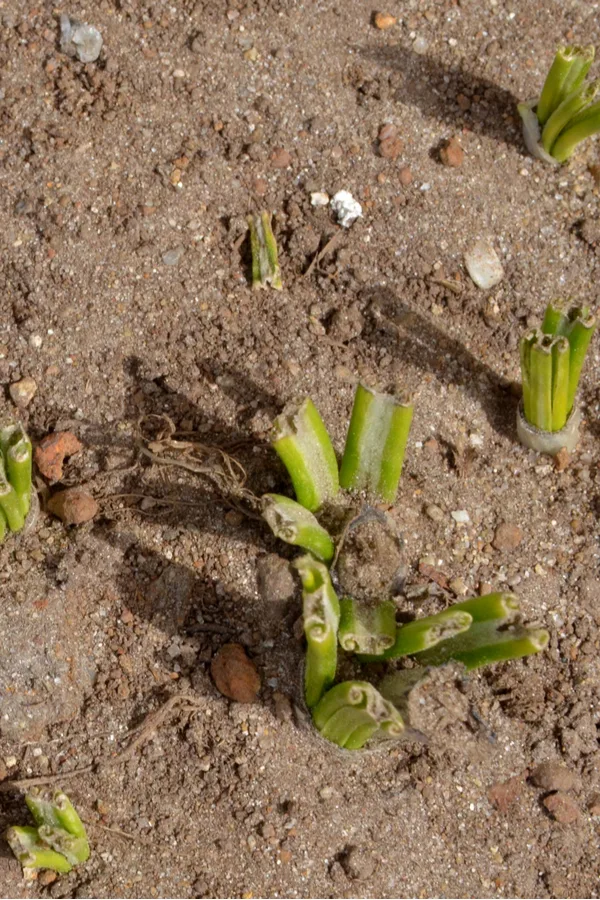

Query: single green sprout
left=0, top=422, right=33, bottom=536
left=294, top=554, right=340, bottom=708
left=272, top=398, right=339, bottom=513
left=359, top=608, right=473, bottom=662
left=338, top=597, right=397, bottom=655
left=6, top=788, right=90, bottom=875
left=339, top=383, right=413, bottom=504
left=519, top=45, right=600, bottom=163
left=520, top=302, right=596, bottom=434
left=312, top=680, right=405, bottom=750
left=536, top=45, right=595, bottom=126
left=262, top=493, right=335, bottom=562
left=413, top=621, right=550, bottom=670
left=247, top=211, right=282, bottom=290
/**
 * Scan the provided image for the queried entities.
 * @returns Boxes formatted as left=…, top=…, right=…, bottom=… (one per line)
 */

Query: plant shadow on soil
left=357, top=42, right=524, bottom=152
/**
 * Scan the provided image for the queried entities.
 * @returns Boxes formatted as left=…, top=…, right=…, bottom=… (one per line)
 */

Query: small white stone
left=29, top=334, right=43, bottom=349
left=5, top=756, right=17, bottom=768
left=413, top=35, right=429, bottom=54
left=330, top=190, right=362, bottom=228
left=451, top=509, right=470, bottom=524
left=310, top=191, right=330, bottom=208
left=464, top=238, right=504, bottom=289
left=469, top=433, right=484, bottom=447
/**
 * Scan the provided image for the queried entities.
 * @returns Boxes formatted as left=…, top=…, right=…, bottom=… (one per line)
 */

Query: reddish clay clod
left=34, top=432, right=83, bottom=483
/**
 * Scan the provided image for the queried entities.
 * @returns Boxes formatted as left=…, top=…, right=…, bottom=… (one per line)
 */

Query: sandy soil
left=0, top=0, right=599, bottom=897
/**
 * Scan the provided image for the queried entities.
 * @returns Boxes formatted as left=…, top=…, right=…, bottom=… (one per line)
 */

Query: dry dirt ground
left=0, top=0, right=600, bottom=897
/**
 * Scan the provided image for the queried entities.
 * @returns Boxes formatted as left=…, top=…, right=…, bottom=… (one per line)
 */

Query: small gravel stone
left=9, top=376, right=37, bottom=408
left=252, top=177, right=268, bottom=196
left=35, top=431, right=83, bottom=482
left=29, top=334, right=43, bottom=349
left=310, top=191, right=330, bottom=208
left=257, top=554, right=296, bottom=604
left=272, top=691, right=293, bottom=723
left=211, top=643, right=261, bottom=703
left=341, top=846, right=376, bottom=881
left=488, top=775, right=524, bottom=813
left=413, top=35, right=429, bottom=54
left=399, top=166, right=413, bottom=185
left=440, top=136, right=464, bottom=167
left=554, top=448, right=570, bottom=471
left=465, top=238, right=504, bottom=289
left=449, top=577, right=468, bottom=596
left=38, top=871, right=58, bottom=887
left=47, top=488, right=99, bottom=525
left=162, top=245, right=185, bottom=266
left=530, top=762, right=578, bottom=793
left=270, top=147, right=292, bottom=168
left=378, top=123, right=397, bottom=142
left=587, top=793, right=600, bottom=816
left=493, top=522, right=523, bottom=551
left=60, top=14, right=103, bottom=63
left=373, top=12, right=397, bottom=29
left=543, top=792, right=580, bottom=824
left=330, top=190, right=362, bottom=228
left=379, top=135, right=404, bottom=159
left=426, top=504, right=445, bottom=522
left=451, top=509, right=470, bottom=524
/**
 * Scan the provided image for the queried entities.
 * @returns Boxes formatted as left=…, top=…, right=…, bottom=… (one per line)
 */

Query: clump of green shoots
left=518, top=45, right=600, bottom=164
left=6, top=789, right=90, bottom=875
left=262, top=384, right=549, bottom=751
left=0, top=423, right=33, bottom=540
left=520, top=300, right=596, bottom=433
left=247, top=211, right=282, bottom=290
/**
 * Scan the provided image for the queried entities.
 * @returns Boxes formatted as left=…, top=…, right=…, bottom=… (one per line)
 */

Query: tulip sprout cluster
left=6, top=789, right=90, bottom=874
left=520, top=300, right=596, bottom=434
left=519, top=45, right=600, bottom=163
left=263, top=385, right=549, bottom=750
left=0, top=423, right=33, bottom=540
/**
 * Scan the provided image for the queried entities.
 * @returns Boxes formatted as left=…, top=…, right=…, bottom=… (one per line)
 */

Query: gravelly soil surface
left=0, top=0, right=599, bottom=897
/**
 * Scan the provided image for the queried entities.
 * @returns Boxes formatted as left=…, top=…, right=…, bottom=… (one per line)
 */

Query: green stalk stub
left=551, top=337, right=570, bottom=431
left=340, top=383, right=413, bottom=504
left=294, top=555, right=340, bottom=708
left=338, top=597, right=397, bottom=654
left=262, top=493, right=334, bottom=562
left=272, top=398, right=339, bottom=512
left=360, top=608, right=473, bottom=662
left=312, top=681, right=405, bottom=749
left=536, top=45, right=594, bottom=126
left=247, top=211, right=282, bottom=290
left=551, top=103, right=600, bottom=162
left=529, top=336, right=553, bottom=431
left=565, top=312, right=596, bottom=412
left=0, top=457, right=25, bottom=532
left=26, top=789, right=88, bottom=840
left=413, top=621, right=550, bottom=670
left=5, top=826, right=73, bottom=874
left=451, top=592, right=520, bottom=624
left=541, top=299, right=570, bottom=336
left=6, top=428, right=33, bottom=517
left=541, top=80, right=600, bottom=154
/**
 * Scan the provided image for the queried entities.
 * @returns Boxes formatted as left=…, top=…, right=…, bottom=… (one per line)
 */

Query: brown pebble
left=398, top=166, right=413, bottom=185
left=373, top=11, right=397, bottom=29
left=270, top=147, right=292, bottom=169
left=378, top=123, right=397, bottom=142
left=35, top=431, right=83, bottom=483
left=379, top=136, right=404, bottom=159
left=456, top=93, right=471, bottom=110
left=252, top=177, right=268, bottom=196
left=47, top=488, right=99, bottom=525
left=211, top=643, right=261, bottom=703
left=587, top=792, right=600, bottom=815
left=554, top=448, right=570, bottom=471
left=488, top=775, right=524, bottom=813
left=272, top=690, right=293, bottom=723
left=9, top=376, right=37, bottom=409
left=38, top=871, right=58, bottom=887
left=225, top=509, right=244, bottom=527
left=543, top=791, right=580, bottom=824
left=493, top=522, right=523, bottom=551
left=530, top=762, right=578, bottom=793
left=439, top=136, right=464, bottom=167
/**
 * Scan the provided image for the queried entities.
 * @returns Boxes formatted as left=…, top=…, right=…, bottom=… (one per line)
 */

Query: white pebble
left=60, top=14, right=103, bottom=63
left=310, top=191, right=330, bottom=208
left=29, top=334, right=43, bottom=349
left=451, top=509, right=470, bottom=524
left=330, top=190, right=362, bottom=228
left=464, top=238, right=504, bottom=289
